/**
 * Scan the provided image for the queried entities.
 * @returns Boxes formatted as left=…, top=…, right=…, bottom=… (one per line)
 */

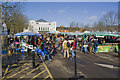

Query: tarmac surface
left=45, top=48, right=119, bottom=79
left=2, top=46, right=120, bottom=80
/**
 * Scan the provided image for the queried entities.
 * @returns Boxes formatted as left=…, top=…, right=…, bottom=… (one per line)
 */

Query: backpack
left=67, top=41, right=70, bottom=47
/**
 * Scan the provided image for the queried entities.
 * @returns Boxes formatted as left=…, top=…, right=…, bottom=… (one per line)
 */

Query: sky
left=2, top=0, right=120, bottom=2
left=22, top=2, right=118, bottom=27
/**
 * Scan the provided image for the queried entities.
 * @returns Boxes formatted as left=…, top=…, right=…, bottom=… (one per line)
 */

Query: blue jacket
left=38, top=49, right=44, bottom=56
left=94, top=40, right=99, bottom=48
left=44, top=47, right=49, bottom=55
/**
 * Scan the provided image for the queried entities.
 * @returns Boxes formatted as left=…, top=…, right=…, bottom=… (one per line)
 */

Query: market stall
left=82, top=32, right=119, bottom=53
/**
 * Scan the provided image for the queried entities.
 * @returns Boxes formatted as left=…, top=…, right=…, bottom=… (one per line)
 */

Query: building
left=0, top=23, right=7, bottom=35
left=28, top=19, right=56, bottom=33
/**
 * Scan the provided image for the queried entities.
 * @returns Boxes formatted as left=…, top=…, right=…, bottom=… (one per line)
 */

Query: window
left=48, top=27, right=49, bottom=31
left=39, top=27, right=40, bottom=30
left=41, top=27, right=42, bottom=31
left=36, top=22, right=38, bottom=24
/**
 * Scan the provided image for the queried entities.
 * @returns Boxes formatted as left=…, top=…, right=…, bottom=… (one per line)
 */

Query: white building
left=28, top=19, right=56, bottom=33
left=0, top=23, right=7, bottom=35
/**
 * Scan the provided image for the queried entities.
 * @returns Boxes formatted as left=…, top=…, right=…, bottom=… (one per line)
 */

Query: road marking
left=39, top=55, right=54, bottom=80
left=7, top=63, right=31, bottom=74
left=7, top=65, right=32, bottom=79
left=31, top=69, right=46, bottom=80
left=17, top=64, right=43, bottom=80
left=43, top=75, right=50, bottom=80
left=94, top=63, right=119, bottom=69
left=2, top=65, right=10, bottom=79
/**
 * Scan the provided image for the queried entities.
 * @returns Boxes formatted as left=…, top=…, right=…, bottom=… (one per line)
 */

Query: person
left=59, top=38, right=63, bottom=51
left=40, top=39, right=44, bottom=51
left=57, top=37, right=61, bottom=48
left=83, top=38, right=88, bottom=53
left=80, top=37, right=84, bottom=53
left=93, top=39, right=99, bottom=54
left=43, top=46, right=52, bottom=62
left=37, top=48, right=45, bottom=61
left=88, top=38, right=93, bottom=53
left=31, top=36, right=35, bottom=47
left=37, top=38, right=41, bottom=49
left=71, top=39, right=76, bottom=59
left=14, top=37, right=20, bottom=49
left=62, top=38, right=69, bottom=59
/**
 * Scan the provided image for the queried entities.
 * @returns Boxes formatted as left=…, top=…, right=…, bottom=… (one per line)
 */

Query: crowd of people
left=57, top=34, right=99, bottom=59
left=7, top=32, right=100, bottom=62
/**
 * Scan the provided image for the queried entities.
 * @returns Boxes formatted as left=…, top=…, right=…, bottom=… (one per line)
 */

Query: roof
left=36, top=19, right=47, bottom=22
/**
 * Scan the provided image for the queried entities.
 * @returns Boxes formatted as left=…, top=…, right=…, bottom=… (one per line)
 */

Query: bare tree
left=76, top=22, right=79, bottom=27
left=2, top=2, right=28, bottom=33
left=79, top=23, right=84, bottom=28
left=84, top=24, right=90, bottom=31
left=69, top=21, right=76, bottom=27
left=103, top=11, right=118, bottom=26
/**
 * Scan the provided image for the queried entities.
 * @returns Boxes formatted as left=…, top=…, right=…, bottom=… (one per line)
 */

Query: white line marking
left=94, top=63, right=119, bottom=69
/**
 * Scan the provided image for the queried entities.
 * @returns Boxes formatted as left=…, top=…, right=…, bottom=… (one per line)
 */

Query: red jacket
left=63, top=39, right=65, bottom=42
left=72, top=42, right=76, bottom=49
left=77, top=38, right=78, bottom=42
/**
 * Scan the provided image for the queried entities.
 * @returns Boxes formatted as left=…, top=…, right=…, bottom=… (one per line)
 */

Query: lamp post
left=74, top=52, right=77, bottom=77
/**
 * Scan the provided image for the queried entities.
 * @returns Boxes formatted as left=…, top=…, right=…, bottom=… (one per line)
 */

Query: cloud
left=58, top=10, right=65, bottom=13
left=88, top=16, right=97, bottom=21
left=102, top=11, right=107, bottom=15
left=84, top=10, right=88, bottom=14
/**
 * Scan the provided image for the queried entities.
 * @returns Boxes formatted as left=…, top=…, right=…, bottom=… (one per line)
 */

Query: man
left=43, top=46, right=51, bottom=62
left=94, top=39, right=99, bottom=54
left=83, top=38, right=88, bottom=53
left=59, top=38, right=63, bottom=51
left=62, top=38, right=69, bottom=59
left=80, top=37, right=84, bottom=53
left=88, top=38, right=93, bottom=53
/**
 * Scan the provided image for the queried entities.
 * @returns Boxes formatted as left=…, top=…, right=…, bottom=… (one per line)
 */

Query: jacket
left=62, top=40, right=68, bottom=50
left=94, top=40, right=99, bottom=48
left=81, top=38, right=84, bottom=46
left=72, top=42, right=76, bottom=49
left=44, top=47, right=49, bottom=55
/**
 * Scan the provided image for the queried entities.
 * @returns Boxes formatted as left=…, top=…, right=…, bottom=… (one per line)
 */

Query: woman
left=72, top=39, right=76, bottom=59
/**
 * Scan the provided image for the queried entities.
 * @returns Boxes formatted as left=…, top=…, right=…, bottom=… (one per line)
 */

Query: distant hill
left=36, top=19, right=47, bottom=22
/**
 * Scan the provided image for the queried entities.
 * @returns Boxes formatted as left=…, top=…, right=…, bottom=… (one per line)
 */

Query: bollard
left=74, top=52, right=77, bottom=77
left=32, top=50, right=35, bottom=68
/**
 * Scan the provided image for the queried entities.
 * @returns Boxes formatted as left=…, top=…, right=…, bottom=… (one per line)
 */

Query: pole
left=32, top=50, right=35, bottom=68
left=74, top=52, right=77, bottom=77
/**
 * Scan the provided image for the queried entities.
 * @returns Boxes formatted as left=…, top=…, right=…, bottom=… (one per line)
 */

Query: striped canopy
left=15, top=32, right=41, bottom=37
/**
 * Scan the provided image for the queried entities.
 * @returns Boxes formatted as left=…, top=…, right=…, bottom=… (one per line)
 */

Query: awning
left=15, top=32, right=41, bottom=37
